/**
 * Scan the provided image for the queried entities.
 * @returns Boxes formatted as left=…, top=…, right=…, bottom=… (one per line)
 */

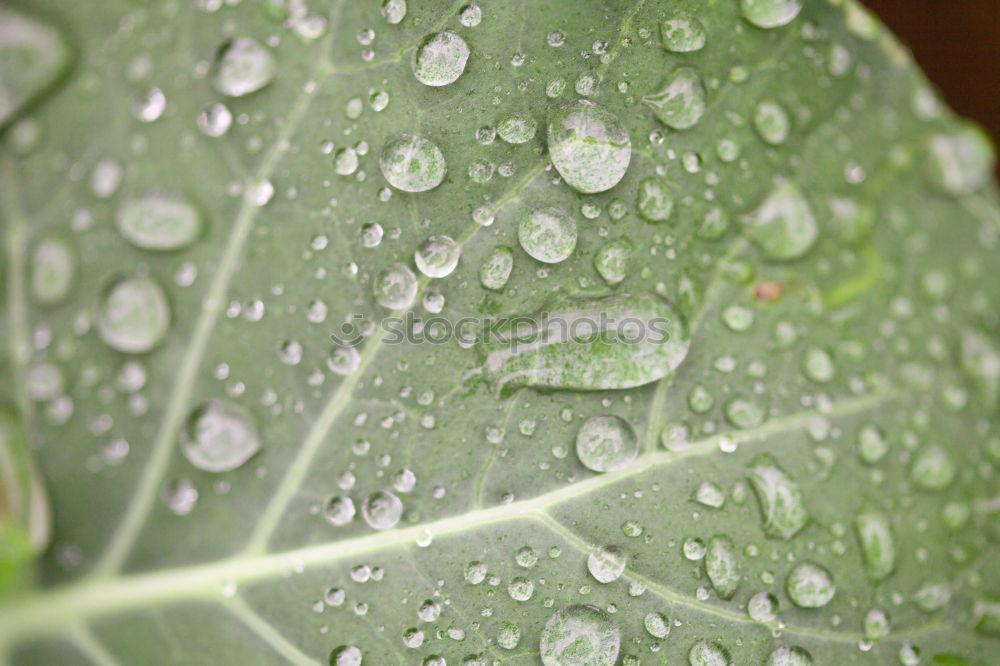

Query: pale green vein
left=67, top=626, right=121, bottom=666
left=92, top=35, right=336, bottom=578
left=244, top=159, right=548, bottom=554
left=0, top=387, right=900, bottom=651
left=535, top=513, right=948, bottom=646
left=223, top=596, right=322, bottom=666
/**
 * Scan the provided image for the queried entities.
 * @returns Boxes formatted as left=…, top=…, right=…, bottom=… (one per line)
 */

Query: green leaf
left=1, top=0, right=999, bottom=664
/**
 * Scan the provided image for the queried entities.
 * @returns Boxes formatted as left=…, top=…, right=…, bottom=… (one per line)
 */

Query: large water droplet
left=379, top=134, right=447, bottom=192
left=415, top=235, right=460, bottom=278
left=540, top=605, right=620, bottom=666
left=182, top=399, right=260, bottom=472
left=576, top=416, right=638, bottom=473
left=374, top=263, right=418, bottom=309
left=643, top=67, right=706, bottom=130
left=479, top=292, right=689, bottom=394
left=705, top=535, right=741, bottom=600
left=747, top=454, right=809, bottom=539
left=97, top=276, right=171, bottom=354
left=766, top=646, right=813, bottom=666
left=324, top=495, right=356, bottom=526
left=117, top=192, right=202, bottom=251
left=362, top=490, right=403, bottom=530
left=412, top=31, right=470, bottom=87
left=213, top=38, right=276, bottom=97
left=0, top=6, right=70, bottom=125
left=786, top=562, right=835, bottom=608
left=547, top=100, right=631, bottom=194
left=742, top=181, right=818, bottom=261
left=480, top=246, right=514, bottom=291
left=688, top=640, right=730, bottom=666
left=660, top=14, right=706, bottom=52
left=31, top=238, right=76, bottom=305
left=587, top=545, right=627, bottom=583
left=381, top=0, right=407, bottom=24
left=519, top=207, right=578, bottom=264
left=740, top=0, right=802, bottom=29
left=854, top=508, right=895, bottom=580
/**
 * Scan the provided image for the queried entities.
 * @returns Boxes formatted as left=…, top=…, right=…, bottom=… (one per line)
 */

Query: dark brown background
left=867, top=0, right=999, bottom=151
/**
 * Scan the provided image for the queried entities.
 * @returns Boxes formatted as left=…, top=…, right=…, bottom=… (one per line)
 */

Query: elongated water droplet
left=548, top=100, right=631, bottom=194
left=753, top=99, right=790, bottom=145
left=854, top=508, right=895, bottom=580
left=742, top=181, right=818, bottom=261
left=480, top=246, right=514, bottom=290
left=97, top=276, right=170, bottom=353
left=415, top=235, right=460, bottom=278
left=540, top=605, right=620, bottom=666
left=0, top=7, right=70, bottom=124
left=637, top=178, right=674, bottom=222
left=594, top=238, right=631, bottom=285
left=412, top=31, right=469, bottom=87
left=31, top=238, right=76, bottom=305
left=925, top=125, right=994, bottom=196
left=747, top=454, right=808, bottom=539
left=705, top=535, right=741, bottom=600
left=379, top=134, right=447, bottom=192
left=741, top=0, right=802, bottom=29
left=117, top=192, right=202, bottom=251
left=478, top=292, right=689, bottom=394
left=767, top=646, right=813, bottom=666
left=660, top=14, right=706, bottom=52
left=182, top=399, right=260, bottom=472
left=213, top=38, right=275, bottom=97
left=587, top=545, right=627, bottom=583
left=374, top=263, right=418, bottom=309
left=961, top=328, right=1000, bottom=409
left=786, top=562, right=835, bottom=608
left=643, top=67, right=706, bottom=131
left=688, top=640, right=729, bottom=666
left=644, top=612, right=669, bottom=639
left=576, top=416, right=638, bottom=473
left=519, top=207, right=577, bottom=264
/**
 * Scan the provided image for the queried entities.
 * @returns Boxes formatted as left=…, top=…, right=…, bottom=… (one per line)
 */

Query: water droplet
left=334, top=147, right=359, bottom=176
left=162, top=478, right=198, bottom=516
left=910, top=444, right=955, bottom=491
left=324, top=496, right=356, bottom=526
left=857, top=425, right=888, bottom=464
left=133, top=88, right=165, bottom=123
left=637, top=178, right=673, bottom=222
left=479, top=292, right=689, bottom=394
left=766, top=646, right=813, bottom=666
left=91, top=159, right=122, bottom=199
left=540, top=605, right=620, bottom=666
left=362, top=490, right=403, bottom=530
left=328, top=346, right=361, bottom=376
left=742, top=181, right=818, bottom=261
left=753, top=99, right=791, bottom=146
left=587, top=545, right=627, bottom=583
left=464, top=561, right=487, bottom=584
left=747, top=454, right=808, bottom=539
left=864, top=608, right=890, bottom=639
left=213, top=38, right=275, bottom=97
left=381, top=0, right=406, bottom=25
left=117, top=192, right=202, bottom=251
left=925, top=125, right=994, bottom=196
left=748, top=591, right=779, bottom=623
left=705, top=535, right=741, bottom=600
left=975, top=600, right=1000, bottom=636
left=548, top=100, right=631, bottom=194
left=786, top=562, right=835, bottom=608
left=688, top=639, right=730, bottom=666
left=379, top=134, right=447, bottom=192
left=854, top=508, right=895, bottom=580
left=330, top=645, right=363, bottom=666
left=660, top=14, right=706, bottom=52
left=182, top=399, right=260, bottom=472
left=0, top=6, right=70, bottom=125
left=961, top=328, right=1000, bottom=407
left=643, top=67, right=706, bottom=131
left=593, top=238, right=631, bottom=285
left=498, top=112, right=537, bottom=144
left=480, top=246, right=514, bottom=291
left=31, top=238, right=76, bottom=305
left=724, top=396, right=765, bottom=428
left=97, top=276, right=171, bottom=354
left=374, top=263, right=418, bottom=309
left=497, top=622, right=521, bottom=650
left=519, top=207, right=577, bottom=264
left=721, top=304, right=754, bottom=332
left=415, top=235, right=460, bottom=278
left=459, top=3, right=482, bottom=27
left=412, top=31, right=470, bottom=87
left=197, top=102, right=233, bottom=137
left=694, top=481, right=725, bottom=509
left=740, top=0, right=802, bottom=29
left=802, top=346, right=834, bottom=383
left=913, top=582, right=951, bottom=612
left=576, top=416, right=638, bottom=473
